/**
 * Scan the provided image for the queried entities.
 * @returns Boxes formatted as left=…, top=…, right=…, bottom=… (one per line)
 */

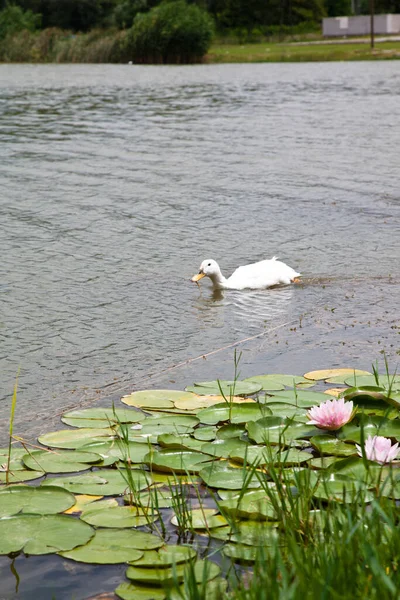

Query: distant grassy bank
left=208, top=39, right=400, bottom=63
left=1, top=28, right=400, bottom=64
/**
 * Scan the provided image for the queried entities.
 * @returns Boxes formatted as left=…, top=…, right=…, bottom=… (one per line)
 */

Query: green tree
left=125, top=0, right=214, bottom=63
left=0, top=3, right=41, bottom=39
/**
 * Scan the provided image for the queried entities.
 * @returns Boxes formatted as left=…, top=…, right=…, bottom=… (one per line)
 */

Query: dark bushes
left=124, top=0, right=214, bottom=64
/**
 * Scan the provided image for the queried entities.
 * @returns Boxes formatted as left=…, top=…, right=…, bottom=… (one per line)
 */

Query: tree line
left=1, top=0, right=400, bottom=34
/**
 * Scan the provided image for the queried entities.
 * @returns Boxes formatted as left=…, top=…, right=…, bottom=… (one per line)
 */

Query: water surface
left=0, top=62, right=399, bottom=446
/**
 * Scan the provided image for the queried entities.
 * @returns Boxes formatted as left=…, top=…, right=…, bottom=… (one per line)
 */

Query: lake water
left=1, top=61, right=399, bottom=451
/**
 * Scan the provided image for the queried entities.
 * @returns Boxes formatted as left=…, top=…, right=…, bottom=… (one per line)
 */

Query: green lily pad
left=60, top=527, right=162, bottom=563
left=0, top=448, right=30, bottom=471
left=308, top=457, right=338, bottom=469
left=115, top=582, right=167, bottom=600
left=265, top=390, right=332, bottom=407
left=81, top=504, right=158, bottom=528
left=312, top=474, right=374, bottom=503
left=0, top=514, right=94, bottom=555
left=230, top=445, right=312, bottom=466
left=243, top=375, right=285, bottom=391
left=193, top=426, right=217, bottom=441
left=124, top=488, right=176, bottom=509
left=129, top=545, right=197, bottom=567
left=216, top=424, right=245, bottom=439
left=185, top=380, right=262, bottom=397
left=38, top=428, right=115, bottom=449
left=171, top=508, right=228, bottom=529
left=170, top=578, right=228, bottom=600
left=0, top=470, right=44, bottom=484
left=127, top=415, right=199, bottom=440
left=0, top=485, right=75, bottom=517
left=61, top=407, right=146, bottom=428
left=157, top=434, right=205, bottom=452
left=79, top=440, right=151, bottom=464
left=197, top=403, right=272, bottom=426
left=200, top=438, right=249, bottom=459
left=144, top=449, right=213, bottom=474
left=199, top=462, right=262, bottom=490
left=338, top=416, right=400, bottom=443
left=304, top=369, right=371, bottom=381
left=264, top=402, right=308, bottom=421
left=126, top=559, right=220, bottom=586
left=310, top=435, right=357, bottom=457
left=207, top=520, right=279, bottom=545
left=42, top=469, right=152, bottom=495
left=218, top=489, right=278, bottom=520
left=246, top=416, right=320, bottom=445
left=341, top=386, right=400, bottom=410
left=344, top=374, right=400, bottom=389
left=59, top=528, right=145, bottom=563
left=22, top=449, right=103, bottom=473
left=121, top=390, right=195, bottom=410
left=222, top=543, right=259, bottom=562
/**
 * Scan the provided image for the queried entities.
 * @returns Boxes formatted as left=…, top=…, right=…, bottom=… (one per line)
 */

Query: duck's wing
left=228, top=259, right=300, bottom=289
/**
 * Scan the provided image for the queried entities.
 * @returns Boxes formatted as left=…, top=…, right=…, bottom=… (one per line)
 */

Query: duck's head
left=191, top=259, right=220, bottom=282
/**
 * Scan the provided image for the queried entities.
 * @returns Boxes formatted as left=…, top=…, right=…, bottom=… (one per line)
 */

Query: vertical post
left=370, top=0, right=374, bottom=49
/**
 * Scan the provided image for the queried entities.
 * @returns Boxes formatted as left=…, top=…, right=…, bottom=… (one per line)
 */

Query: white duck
left=191, top=257, right=301, bottom=290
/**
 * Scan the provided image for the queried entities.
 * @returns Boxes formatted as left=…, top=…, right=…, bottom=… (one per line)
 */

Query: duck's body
left=192, top=257, right=301, bottom=290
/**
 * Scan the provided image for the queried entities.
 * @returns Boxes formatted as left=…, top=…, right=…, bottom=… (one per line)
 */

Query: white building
left=323, top=14, right=400, bottom=36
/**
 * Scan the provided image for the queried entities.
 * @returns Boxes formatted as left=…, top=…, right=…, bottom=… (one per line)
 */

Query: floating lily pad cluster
left=1, top=367, right=400, bottom=599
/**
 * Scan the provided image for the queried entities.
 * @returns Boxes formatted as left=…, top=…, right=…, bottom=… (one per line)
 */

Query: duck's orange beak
left=191, top=272, right=206, bottom=282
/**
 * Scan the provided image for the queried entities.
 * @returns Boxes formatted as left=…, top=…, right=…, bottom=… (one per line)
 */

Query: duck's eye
left=208, top=263, right=211, bottom=266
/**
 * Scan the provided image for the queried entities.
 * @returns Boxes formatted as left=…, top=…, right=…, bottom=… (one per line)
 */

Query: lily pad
left=38, top=428, right=115, bottom=449
left=199, top=462, right=262, bottom=490
left=81, top=504, right=158, bottom=528
left=197, top=403, right=272, bottom=426
left=129, top=545, right=197, bottom=567
left=310, top=435, right=357, bottom=457
left=222, top=543, right=259, bottom=563
left=312, top=474, right=374, bottom=503
left=121, top=390, right=195, bottom=410
left=341, top=386, right=400, bottom=410
left=22, top=449, right=103, bottom=473
left=60, top=528, right=162, bottom=563
left=42, top=469, right=152, bottom=495
left=115, top=582, right=167, bottom=600
left=218, top=489, right=277, bottom=520
left=0, top=485, right=75, bottom=517
left=265, top=390, right=332, bottom=407
left=193, top=426, right=217, bottom=441
left=246, top=416, right=320, bottom=445
left=126, top=559, right=220, bottom=586
left=63, top=494, right=104, bottom=514
left=171, top=508, right=228, bottom=529
left=144, top=449, right=213, bottom=474
left=185, top=380, right=262, bottom=397
left=338, top=416, right=400, bottom=443
left=243, top=375, right=285, bottom=391
left=344, top=374, right=400, bottom=389
left=304, top=369, right=371, bottom=381
left=230, top=445, right=312, bottom=466
left=0, top=470, right=44, bottom=484
left=125, top=488, right=175, bottom=509
left=201, top=438, right=249, bottom=459
left=79, top=440, right=151, bottom=464
left=0, top=514, right=94, bottom=555
left=207, top=520, right=279, bottom=545
left=157, top=434, right=205, bottom=452
left=61, top=407, right=146, bottom=428
left=174, top=394, right=252, bottom=411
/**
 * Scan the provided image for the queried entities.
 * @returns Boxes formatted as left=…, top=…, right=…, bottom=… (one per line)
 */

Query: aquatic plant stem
left=6, top=369, right=19, bottom=485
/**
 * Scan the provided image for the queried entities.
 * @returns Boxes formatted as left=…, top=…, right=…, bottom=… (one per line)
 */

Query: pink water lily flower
left=356, top=435, right=399, bottom=465
left=307, top=398, right=355, bottom=431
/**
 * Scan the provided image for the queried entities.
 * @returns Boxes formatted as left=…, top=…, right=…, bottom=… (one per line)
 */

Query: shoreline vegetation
left=1, top=28, right=400, bottom=64
left=1, top=0, right=400, bottom=64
